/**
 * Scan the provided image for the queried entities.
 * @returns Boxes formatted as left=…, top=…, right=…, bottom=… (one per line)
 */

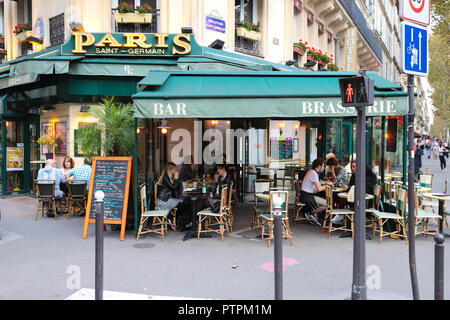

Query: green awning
left=133, top=71, right=408, bottom=118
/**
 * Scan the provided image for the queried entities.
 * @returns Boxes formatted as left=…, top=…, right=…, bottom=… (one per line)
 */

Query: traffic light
left=339, top=75, right=374, bottom=107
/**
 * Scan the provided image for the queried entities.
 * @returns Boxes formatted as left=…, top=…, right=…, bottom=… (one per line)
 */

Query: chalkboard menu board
left=83, top=157, right=134, bottom=241
left=270, top=137, right=293, bottom=160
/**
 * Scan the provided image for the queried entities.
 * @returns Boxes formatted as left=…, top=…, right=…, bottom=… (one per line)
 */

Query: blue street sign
left=401, top=21, right=428, bottom=76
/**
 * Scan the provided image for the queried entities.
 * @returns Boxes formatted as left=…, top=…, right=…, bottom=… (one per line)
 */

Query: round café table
left=337, top=192, right=374, bottom=201
left=422, top=193, right=450, bottom=237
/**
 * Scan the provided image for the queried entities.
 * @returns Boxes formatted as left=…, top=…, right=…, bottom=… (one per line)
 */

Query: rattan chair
left=321, top=186, right=354, bottom=238
left=136, top=183, right=171, bottom=241
left=35, top=180, right=57, bottom=220
left=251, top=179, right=272, bottom=230
left=197, top=186, right=230, bottom=241
left=66, top=180, right=87, bottom=219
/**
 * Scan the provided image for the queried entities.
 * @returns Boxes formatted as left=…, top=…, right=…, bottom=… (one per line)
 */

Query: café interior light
left=295, top=121, right=300, bottom=135
left=157, top=119, right=171, bottom=134
left=278, top=121, right=285, bottom=135
left=211, top=120, right=218, bottom=127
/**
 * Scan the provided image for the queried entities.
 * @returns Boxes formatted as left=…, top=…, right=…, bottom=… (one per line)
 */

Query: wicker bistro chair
left=321, top=186, right=354, bottom=238
left=136, top=183, right=171, bottom=241
left=293, top=179, right=307, bottom=225
left=414, top=190, right=441, bottom=237
left=259, top=190, right=293, bottom=248
left=35, top=180, right=57, bottom=220
left=197, top=186, right=230, bottom=242
left=421, top=178, right=447, bottom=214
left=66, top=180, right=87, bottom=219
left=251, top=179, right=272, bottom=229
left=225, top=182, right=234, bottom=232
left=370, top=185, right=408, bottom=244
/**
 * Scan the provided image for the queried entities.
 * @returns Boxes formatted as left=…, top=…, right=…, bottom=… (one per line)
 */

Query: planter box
left=114, top=12, right=152, bottom=24
left=293, top=45, right=305, bottom=56
left=236, top=27, right=261, bottom=41
left=318, top=60, right=327, bottom=66
left=16, top=31, right=33, bottom=44
left=306, top=54, right=316, bottom=62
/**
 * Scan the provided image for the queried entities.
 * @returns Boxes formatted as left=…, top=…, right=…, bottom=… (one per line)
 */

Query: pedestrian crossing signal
left=339, top=75, right=374, bottom=107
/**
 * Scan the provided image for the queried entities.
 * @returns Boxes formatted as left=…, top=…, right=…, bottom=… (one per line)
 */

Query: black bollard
left=95, top=190, right=105, bottom=300
left=434, top=234, right=445, bottom=300
left=273, top=195, right=283, bottom=300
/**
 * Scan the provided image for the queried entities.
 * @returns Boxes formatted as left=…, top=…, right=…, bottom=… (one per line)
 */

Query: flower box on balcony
left=293, top=45, right=305, bottom=56
left=236, top=27, right=261, bottom=41
left=16, top=31, right=33, bottom=44
left=114, top=12, right=152, bottom=24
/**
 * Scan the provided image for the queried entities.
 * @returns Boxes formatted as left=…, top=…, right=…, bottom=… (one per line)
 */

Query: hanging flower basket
left=114, top=12, right=152, bottom=24
left=236, top=27, right=262, bottom=41
left=293, top=45, right=305, bottom=56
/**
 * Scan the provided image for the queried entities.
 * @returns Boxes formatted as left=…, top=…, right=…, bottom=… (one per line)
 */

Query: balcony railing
left=234, top=27, right=260, bottom=57
left=112, top=9, right=160, bottom=33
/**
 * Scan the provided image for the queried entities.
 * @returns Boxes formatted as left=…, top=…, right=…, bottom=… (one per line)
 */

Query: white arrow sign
left=418, top=32, right=422, bottom=70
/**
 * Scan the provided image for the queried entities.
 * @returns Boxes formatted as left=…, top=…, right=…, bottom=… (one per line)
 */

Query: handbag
left=157, top=186, right=171, bottom=202
left=211, top=200, right=221, bottom=213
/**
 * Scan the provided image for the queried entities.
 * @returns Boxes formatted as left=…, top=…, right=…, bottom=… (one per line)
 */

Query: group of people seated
left=155, top=156, right=234, bottom=231
left=299, top=155, right=377, bottom=226
left=37, top=156, right=92, bottom=217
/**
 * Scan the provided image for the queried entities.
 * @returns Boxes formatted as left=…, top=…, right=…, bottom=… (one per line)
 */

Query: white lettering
left=176, top=103, right=187, bottom=115
left=154, top=103, right=164, bottom=115
left=314, top=101, right=325, bottom=114
left=303, top=101, right=313, bottom=114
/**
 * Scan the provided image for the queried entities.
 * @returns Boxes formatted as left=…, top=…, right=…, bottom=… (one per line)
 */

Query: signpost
left=401, top=21, right=428, bottom=77
left=400, top=0, right=430, bottom=26
left=400, top=0, right=430, bottom=302
left=339, top=71, right=374, bottom=300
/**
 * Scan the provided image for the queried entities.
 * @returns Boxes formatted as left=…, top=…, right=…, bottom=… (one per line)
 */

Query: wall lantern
left=295, top=121, right=300, bottom=135
left=278, top=121, right=285, bottom=136
left=157, top=119, right=171, bottom=134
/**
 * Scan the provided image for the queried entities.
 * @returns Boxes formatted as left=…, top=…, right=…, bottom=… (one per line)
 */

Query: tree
left=75, top=97, right=134, bottom=158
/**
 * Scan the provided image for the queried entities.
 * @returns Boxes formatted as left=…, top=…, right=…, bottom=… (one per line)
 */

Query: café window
left=235, top=0, right=258, bottom=24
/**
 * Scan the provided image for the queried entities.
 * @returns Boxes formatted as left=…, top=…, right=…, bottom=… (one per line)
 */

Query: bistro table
left=179, top=190, right=211, bottom=241
left=422, top=193, right=450, bottom=237
left=336, top=191, right=374, bottom=240
left=337, top=192, right=374, bottom=201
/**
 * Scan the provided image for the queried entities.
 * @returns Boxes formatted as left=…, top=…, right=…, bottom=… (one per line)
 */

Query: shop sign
left=344, top=27, right=358, bottom=71
left=0, top=73, right=40, bottom=90
left=62, top=32, right=204, bottom=57
left=206, top=15, right=226, bottom=33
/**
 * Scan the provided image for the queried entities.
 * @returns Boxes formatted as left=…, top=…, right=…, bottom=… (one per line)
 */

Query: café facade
left=0, top=32, right=409, bottom=226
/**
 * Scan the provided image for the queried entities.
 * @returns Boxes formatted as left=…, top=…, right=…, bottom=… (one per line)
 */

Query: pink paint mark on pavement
left=259, top=258, right=299, bottom=272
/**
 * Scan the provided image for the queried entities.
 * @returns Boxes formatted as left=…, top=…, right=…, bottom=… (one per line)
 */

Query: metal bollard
left=434, top=234, right=445, bottom=300
left=273, top=195, right=283, bottom=300
left=94, top=190, right=105, bottom=300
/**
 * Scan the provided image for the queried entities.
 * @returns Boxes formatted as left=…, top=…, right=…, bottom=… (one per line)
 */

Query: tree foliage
left=428, top=0, right=449, bottom=138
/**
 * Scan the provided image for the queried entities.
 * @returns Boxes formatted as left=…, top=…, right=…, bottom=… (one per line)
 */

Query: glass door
left=29, top=118, right=40, bottom=194
left=5, top=120, right=25, bottom=193
left=342, top=120, right=353, bottom=165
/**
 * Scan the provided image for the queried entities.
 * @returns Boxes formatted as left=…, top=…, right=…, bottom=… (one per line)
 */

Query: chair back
left=35, top=180, right=56, bottom=198
left=68, top=180, right=87, bottom=198
left=269, top=190, right=289, bottom=218
left=373, top=184, right=382, bottom=210
left=219, top=186, right=228, bottom=214
left=254, top=179, right=271, bottom=194
left=325, top=185, right=333, bottom=213
left=347, top=185, right=356, bottom=203
left=139, top=184, right=148, bottom=214
left=419, top=173, right=433, bottom=189
left=227, top=182, right=233, bottom=208
left=373, top=165, right=380, bottom=177
left=444, top=178, right=448, bottom=194
left=396, top=188, right=408, bottom=217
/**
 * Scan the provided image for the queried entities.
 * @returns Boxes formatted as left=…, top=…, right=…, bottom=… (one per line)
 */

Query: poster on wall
left=55, top=122, right=67, bottom=155
left=41, top=122, right=53, bottom=154
left=7, top=147, right=24, bottom=171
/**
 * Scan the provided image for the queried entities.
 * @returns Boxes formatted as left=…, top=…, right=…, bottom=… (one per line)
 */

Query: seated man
left=37, top=159, right=66, bottom=216
left=69, top=158, right=93, bottom=190
left=299, top=158, right=327, bottom=225
left=208, top=164, right=231, bottom=211
left=347, top=160, right=377, bottom=195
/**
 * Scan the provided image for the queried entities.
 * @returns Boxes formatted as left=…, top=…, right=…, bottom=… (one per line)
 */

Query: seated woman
left=157, top=162, right=183, bottom=229
left=326, top=157, right=348, bottom=188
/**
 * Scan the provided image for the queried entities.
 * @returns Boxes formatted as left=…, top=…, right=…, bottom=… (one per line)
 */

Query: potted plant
left=14, top=23, right=32, bottom=43
left=236, top=20, right=261, bottom=41
left=306, top=48, right=319, bottom=62
left=293, top=39, right=307, bottom=56
left=318, top=51, right=330, bottom=67
left=327, top=63, right=338, bottom=71
left=75, top=97, right=134, bottom=157
left=37, top=134, right=57, bottom=159
left=114, top=1, right=152, bottom=24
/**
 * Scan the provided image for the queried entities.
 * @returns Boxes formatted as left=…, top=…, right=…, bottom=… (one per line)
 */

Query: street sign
left=339, top=75, right=374, bottom=108
left=401, top=21, right=428, bottom=77
left=400, top=0, right=430, bottom=26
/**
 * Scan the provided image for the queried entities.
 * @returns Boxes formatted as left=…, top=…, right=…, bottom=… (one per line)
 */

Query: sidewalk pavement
left=0, top=157, right=448, bottom=300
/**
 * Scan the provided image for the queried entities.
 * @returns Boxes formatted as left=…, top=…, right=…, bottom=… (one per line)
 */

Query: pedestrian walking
left=414, top=141, right=424, bottom=182
left=432, top=139, right=439, bottom=160
left=438, top=142, right=447, bottom=172
left=425, top=139, right=431, bottom=159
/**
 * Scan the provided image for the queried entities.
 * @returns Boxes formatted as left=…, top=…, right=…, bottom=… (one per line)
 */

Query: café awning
left=133, top=71, right=408, bottom=119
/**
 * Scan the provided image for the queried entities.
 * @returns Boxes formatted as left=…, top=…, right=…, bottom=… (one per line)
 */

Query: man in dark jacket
left=208, top=164, right=231, bottom=211
left=347, top=161, right=378, bottom=195
left=414, top=142, right=424, bottom=182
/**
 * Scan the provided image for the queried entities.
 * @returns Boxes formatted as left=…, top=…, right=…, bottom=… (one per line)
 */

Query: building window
left=235, top=0, right=261, bottom=56
left=49, top=13, right=65, bottom=46
left=113, top=0, right=159, bottom=33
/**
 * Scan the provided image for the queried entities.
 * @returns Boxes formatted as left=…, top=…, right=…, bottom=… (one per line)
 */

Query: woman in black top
left=157, top=162, right=182, bottom=211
